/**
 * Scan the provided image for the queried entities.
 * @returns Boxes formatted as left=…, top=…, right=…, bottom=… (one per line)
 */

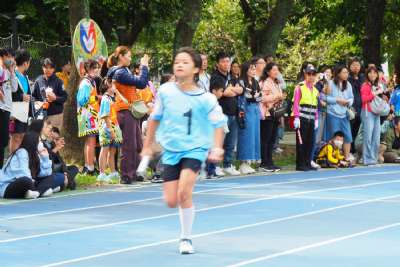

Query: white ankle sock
left=86, top=165, right=94, bottom=171
left=179, top=206, right=195, bottom=239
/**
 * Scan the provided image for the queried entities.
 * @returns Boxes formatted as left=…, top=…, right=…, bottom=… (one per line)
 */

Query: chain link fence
left=0, top=34, right=71, bottom=80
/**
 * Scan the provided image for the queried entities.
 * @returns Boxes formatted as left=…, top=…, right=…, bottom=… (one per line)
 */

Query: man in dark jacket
left=33, top=58, right=68, bottom=130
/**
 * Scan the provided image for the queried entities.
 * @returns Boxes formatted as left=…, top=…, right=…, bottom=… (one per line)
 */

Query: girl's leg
left=99, top=146, right=109, bottom=174
left=163, top=180, right=179, bottom=208
left=177, top=168, right=197, bottom=242
left=108, top=147, right=117, bottom=173
left=86, top=136, right=96, bottom=169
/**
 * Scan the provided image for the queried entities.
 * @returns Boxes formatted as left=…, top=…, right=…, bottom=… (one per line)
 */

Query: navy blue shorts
left=161, top=158, right=202, bottom=182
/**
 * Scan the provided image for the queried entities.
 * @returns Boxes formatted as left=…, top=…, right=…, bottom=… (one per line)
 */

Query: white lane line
left=39, top=193, right=400, bottom=267
left=0, top=168, right=395, bottom=206
left=227, top=222, right=400, bottom=267
left=1, top=170, right=398, bottom=221
left=2, top=178, right=400, bottom=244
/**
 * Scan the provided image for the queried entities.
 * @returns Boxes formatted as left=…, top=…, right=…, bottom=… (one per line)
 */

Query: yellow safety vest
left=298, top=83, right=319, bottom=120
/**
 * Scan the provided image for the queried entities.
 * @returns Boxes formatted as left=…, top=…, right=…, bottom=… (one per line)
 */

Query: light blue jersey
left=150, top=82, right=227, bottom=165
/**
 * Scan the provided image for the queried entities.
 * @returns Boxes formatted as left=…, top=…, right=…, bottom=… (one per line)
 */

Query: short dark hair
left=215, top=51, right=229, bottom=63
left=0, top=48, right=15, bottom=57
left=210, top=78, right=225, bottom=92
left=83, top=59, right=100, bottom=73
left=51, top=126, right=60, bottom=135
left=333, top=131, right=345, bottom=138
left=42, top=58, right=55, bottom=68
left=15, top=49, right=31, bottom=66
left=176, top=47, right=202, bottom=82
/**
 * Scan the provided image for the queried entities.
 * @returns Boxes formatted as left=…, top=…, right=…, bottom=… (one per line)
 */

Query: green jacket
left=382, top=121, right=400, bottom=154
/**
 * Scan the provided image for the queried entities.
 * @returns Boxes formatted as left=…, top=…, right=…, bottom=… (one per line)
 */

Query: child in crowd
left=316, top=131, right=349, bottom=168
left=97, top=78, right=123, bottom=182
left=76, top=60, right=101, bottom=175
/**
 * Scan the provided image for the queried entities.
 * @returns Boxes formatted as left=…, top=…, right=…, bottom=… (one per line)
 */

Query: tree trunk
left=256, top=0, right=294, bottom=56
left=173, top=0, right=202, bottom=56
left=240, top=0, right=294, bottom=56
left=62, top=0, right=90, bottom=163
left=363, top=0, right=386, bottom=65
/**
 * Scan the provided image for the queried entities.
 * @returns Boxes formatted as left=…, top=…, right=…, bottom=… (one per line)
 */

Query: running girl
left=141, top=47, right=226, bottom=254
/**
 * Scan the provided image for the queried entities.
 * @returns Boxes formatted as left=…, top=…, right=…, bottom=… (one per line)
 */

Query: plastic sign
left=72, top=18, right=107, bottom=76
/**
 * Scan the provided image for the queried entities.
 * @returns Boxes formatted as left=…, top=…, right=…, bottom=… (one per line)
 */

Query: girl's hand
left=208, top=147, right=224, bottom=163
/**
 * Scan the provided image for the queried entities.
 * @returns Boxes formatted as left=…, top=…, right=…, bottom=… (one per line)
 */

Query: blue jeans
left=361, top=110, right=380, bottom=165
left=237, top=103, right=261, bottom=161
left=223, top=115, right=238, bottom=168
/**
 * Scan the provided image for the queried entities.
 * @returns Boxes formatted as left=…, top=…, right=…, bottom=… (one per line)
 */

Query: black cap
left=305, top=64, right=317, bottom=74
left=42, top=58, right=55, bottom=68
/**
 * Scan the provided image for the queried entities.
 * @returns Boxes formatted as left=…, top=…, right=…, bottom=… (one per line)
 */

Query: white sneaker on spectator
left=25, top=190, right=40, bottom=199
left=274, top=147, right=284, bottom=154
left=223, top=165, right=240, bottom=176
left=197, top=169, right=207, bottom=180
left=41, top=188, right=53, bottom=197
left=107, top=172, right=120, bottom=181
left=215, top=167, right=225, bottom=177
left=97, top=173, right=108, bottom=182
left=240, top=163, right=256, bottom=175
left=179, top=239, right=195, bottom=254
left=311, top=161, right=321, bottom=169
left=53, top=186, right=61, bottom=193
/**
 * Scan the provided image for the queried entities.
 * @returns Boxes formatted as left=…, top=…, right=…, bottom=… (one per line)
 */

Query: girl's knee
left=178, top=189, right=192, bottom=204
left=164, top=195, right=178, bottom=208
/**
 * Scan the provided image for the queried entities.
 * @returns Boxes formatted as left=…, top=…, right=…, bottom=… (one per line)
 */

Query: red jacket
left=361, top=82, right=376, bottom=112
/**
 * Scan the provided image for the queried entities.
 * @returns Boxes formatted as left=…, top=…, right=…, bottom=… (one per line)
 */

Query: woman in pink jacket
left=259, top=63, right=285, bottom=172
left=360, top=66, right=384, bottom=165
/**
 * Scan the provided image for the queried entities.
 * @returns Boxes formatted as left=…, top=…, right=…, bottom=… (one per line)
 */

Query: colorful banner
left=72, top=18, right=108, bottom=76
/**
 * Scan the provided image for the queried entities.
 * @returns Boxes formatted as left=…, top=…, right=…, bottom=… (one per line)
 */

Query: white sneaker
left=274, top=147, right=284, bottom=153
left=41, top=188, right=53, bottom=197
left=179, top=239, right=195, bottom=254
left=223, top=165, right=240, bottom=176
left=97, top=173, right=108, bottom=182
left=311, top=161, right=321, bottom=169
left=197, top=170, right=207, bottom=180
left=240, top=163, right=256, bottom=175
left=215, top=167, right=225, bottom=177
left=107, top=171, right=120, bottom=181
left=25, top=190, right=40, bottom=199
left=53, top=186, right=61, bottom=193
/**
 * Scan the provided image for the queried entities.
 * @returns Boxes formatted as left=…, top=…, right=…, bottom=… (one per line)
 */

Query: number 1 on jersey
left=183, top=109, right=192, bottom=135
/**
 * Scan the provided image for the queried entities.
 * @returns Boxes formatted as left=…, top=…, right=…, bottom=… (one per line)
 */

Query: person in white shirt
left=198, top=54, right=210, bottom=92
left=0, top=48, right=18, bottom=168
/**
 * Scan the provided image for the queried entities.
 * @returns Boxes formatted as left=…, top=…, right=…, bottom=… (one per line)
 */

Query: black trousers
left=296, top=118, right=315, bottom=169
left=260, top=118, right=279, bottom=167
left=351, top=116, right=361, bottom=153
left=0, top=109, right=10, bottom=169
left=4, top=177, right=34, bottom=199
left=33, top=175, right=54, bottom=195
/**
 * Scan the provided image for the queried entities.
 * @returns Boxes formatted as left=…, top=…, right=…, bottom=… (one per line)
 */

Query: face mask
left=4, top=59, right=13, bottom=68
left=333, top=140, right=343, bottom=149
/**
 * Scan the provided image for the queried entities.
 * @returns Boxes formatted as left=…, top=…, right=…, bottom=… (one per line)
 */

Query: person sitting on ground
left=381, top=115, right=400, bottom=163
left=44, top=126, right=78, bottom=190
left=0, top=131, right=53, bottom=199
left=316, top=131, right=349, bottom=168
left=28, top=120, right=65, bottom=192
